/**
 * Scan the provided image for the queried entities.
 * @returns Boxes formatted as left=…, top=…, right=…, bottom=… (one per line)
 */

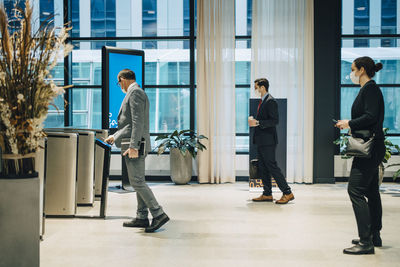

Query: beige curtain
left=251, top=0, right=314, bottom=183
left=196, top=0, right=236, bottom=183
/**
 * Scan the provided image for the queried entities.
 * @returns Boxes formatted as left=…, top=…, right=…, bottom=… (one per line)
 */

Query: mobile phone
left=332, top=119, right=338, bottom=123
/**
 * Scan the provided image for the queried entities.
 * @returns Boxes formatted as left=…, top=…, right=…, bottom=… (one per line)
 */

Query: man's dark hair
left=354, top=56, right=383, bottom=78
left=254, top=78, right=269, bottom=91
left=118, top=69, right=136, bottom=81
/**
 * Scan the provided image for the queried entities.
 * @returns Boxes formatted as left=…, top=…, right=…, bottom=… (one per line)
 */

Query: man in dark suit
left=248, top=78, right=294, bottom=204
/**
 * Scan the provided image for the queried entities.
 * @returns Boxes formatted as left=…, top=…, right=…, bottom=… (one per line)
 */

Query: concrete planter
left=170, top=148, right=192, bottom=185
left=0, top=175, right=40, bottom=267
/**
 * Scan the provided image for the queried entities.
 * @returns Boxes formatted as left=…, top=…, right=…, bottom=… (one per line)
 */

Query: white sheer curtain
left=251, top=0, right=314, bottom=183
left=196, top=0, right=236, bottom=183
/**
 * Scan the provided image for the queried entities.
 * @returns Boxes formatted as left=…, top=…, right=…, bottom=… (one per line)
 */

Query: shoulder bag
left=344, top=130, right=374, bottom=158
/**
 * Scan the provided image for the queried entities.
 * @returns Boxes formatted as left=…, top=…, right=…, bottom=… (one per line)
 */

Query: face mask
left=350, top=71, right=360, bottom=85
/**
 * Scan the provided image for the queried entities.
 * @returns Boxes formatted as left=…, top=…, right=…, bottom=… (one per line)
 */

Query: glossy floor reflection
left=41, top=182, right=400, bottom=267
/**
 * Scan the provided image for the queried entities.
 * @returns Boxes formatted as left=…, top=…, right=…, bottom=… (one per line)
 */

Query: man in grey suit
left=105, top=69, right=169, bottom=233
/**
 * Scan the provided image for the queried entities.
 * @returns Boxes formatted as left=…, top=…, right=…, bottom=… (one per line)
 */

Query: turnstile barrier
left=44, top=132, right=78, bottom=217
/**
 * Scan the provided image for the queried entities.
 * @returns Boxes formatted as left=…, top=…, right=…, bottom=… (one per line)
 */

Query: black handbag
left=344, top=130, right=374, bottom=158
left=249, top=159, right=258, bottom=179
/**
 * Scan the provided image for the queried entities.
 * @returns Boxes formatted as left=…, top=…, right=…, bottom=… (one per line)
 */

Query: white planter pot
left=0, top=176, right=40, bottom=267
left=170, top=148, right=192, bottom=185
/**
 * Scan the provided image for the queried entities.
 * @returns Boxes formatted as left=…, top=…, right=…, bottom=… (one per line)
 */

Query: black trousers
left=257, top=145, right=291, bottom=196
left=348, top=139, right=385, bottom=243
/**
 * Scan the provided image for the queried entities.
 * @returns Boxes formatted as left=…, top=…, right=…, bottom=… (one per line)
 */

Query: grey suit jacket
left=113, top=82, right=151, bottom=156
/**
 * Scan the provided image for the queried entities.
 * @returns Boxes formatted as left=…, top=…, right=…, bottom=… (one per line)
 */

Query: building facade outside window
left=341, top=0, right=400, bottom=149
left=3, top=0, right=254, bottom=152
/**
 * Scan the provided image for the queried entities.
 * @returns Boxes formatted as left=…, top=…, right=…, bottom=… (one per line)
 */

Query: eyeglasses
left=116, top=80, right=121, bottom=86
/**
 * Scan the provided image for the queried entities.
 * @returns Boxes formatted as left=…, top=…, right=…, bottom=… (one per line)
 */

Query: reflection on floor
left=41, top=182, right=400, bottom=267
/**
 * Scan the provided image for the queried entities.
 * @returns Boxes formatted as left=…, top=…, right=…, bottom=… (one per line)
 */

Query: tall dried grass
left=0, top=2, right=72, bottom=175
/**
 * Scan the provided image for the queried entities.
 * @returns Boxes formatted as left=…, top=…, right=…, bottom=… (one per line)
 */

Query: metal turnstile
left=75, top=139, right=111, bottom=218
left=44, top=132, right=78, bottom=217
left=45, top=128, right=98, bottom=206
left=35, top=139, right=46, bottom=239
left=75, top=131, right=95, bottom=206
left=96, top=139, right=111, bottom=218
left=93, top=130, right=109, bottom=197
left=45, top=128, right=109, bottom=199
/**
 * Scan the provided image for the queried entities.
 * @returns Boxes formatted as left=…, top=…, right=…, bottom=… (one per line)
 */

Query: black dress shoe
left=145, top=213, right=170, bottom=233
left=352, top=232, right=382, bottom=247
left=123, top=218, right=149, bottom=228
left=343, top=243, right=374, bottom=255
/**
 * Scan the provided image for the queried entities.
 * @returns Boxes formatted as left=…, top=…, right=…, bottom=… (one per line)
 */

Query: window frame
left=62, top=0, right=252, bottom=153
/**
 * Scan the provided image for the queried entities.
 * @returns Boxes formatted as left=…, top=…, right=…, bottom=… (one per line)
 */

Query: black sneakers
left=123, top=213, right=170, bottom=232
left=145, top=213, right=170, bottom=233
left=123, top=218, right=150, bottom=228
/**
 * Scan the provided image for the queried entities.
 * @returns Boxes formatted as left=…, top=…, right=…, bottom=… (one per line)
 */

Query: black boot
left=123, top=218, right=149, bottom=228
left=145, top=213, right=170, bottom=233
left=343, top=242, right=374, bottom=255
left=351, top=231, right=382, bottom=247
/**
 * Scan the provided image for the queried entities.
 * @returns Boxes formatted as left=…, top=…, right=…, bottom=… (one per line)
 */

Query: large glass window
left=44, top=95, right=65, bottom=128
left=147, top=88, right=190, bottom=133
left=69, top=39, right=191, bottom=131
left=235, top=1, right=252, bottom=152
left=341, top=0, right=400, bottom=151
left=22, top=0, right=252, bottom=152
left=62, top=0, right=195, bottom=148
left=71, top=88, right=102, bottom=129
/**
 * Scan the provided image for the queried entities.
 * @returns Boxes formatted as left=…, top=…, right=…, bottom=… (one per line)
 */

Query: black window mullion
left=68, top=36, right=190, bottom=42
left=145, top=85, right=191, bottom=88
left=190, top=0, right=195, bottom=132
left=64, top=0, right=72, bottom=127
left=72, top=85, right=102, bottom=89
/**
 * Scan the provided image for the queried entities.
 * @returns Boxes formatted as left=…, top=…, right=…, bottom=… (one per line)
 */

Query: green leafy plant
left=386, top=163, right=400, bottom=181
left=334, top=128, right=400, bottom=180
left=333, top=132, right=352, bottom=159
left=155, top=130, right=208, bottom=158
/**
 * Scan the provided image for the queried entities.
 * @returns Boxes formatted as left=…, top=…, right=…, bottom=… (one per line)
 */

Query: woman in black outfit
left=336, top=56, right=385, bottom=255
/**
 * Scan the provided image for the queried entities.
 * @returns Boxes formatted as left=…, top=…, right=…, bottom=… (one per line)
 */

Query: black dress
left=347, top=80, right=385, bottom=243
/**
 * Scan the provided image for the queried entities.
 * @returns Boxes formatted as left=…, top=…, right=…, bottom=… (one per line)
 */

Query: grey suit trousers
left=124, top=155, right=164, bottom=219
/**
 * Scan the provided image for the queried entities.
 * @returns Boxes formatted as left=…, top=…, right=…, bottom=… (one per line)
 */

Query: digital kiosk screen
left=102, top=47, right=144, bottom=132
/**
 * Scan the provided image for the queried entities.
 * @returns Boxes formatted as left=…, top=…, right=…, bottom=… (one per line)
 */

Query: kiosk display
left=102, top=47, right=145, bottom=132
left=102, top=47, right=145, bottom=190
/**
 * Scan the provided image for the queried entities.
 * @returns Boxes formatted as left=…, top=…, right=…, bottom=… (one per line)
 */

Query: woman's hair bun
left=375, top=62, right=383, bottom=72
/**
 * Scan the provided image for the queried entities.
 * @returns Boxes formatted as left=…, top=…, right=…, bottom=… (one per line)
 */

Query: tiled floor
left=40, top=182, right=400, bottom=267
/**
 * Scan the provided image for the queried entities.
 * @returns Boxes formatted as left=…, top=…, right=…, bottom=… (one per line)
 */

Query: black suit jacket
left=253, top=94, right=279, bottom=146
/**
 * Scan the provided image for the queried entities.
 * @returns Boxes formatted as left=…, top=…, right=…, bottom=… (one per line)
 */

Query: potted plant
left=155, top=129, right=207, bottom=184
left=0, top=3, right=72, bottom=266
left=334, top=128, right=400, bottom=185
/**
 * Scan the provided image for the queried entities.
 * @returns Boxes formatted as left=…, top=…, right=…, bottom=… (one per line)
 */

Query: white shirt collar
left=261, top=92, right=269, bottom=102
left=126, top=82, right=139, bottom=93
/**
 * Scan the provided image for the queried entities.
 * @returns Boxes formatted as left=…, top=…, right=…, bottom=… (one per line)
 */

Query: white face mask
left=350, top=71, right=360, bottom=85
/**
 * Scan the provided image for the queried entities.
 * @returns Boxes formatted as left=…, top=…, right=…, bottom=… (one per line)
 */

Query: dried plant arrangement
left=0, top=2, right=72, bottom=176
